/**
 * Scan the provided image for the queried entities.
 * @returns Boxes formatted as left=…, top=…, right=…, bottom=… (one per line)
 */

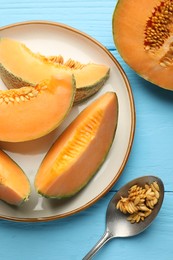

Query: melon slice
left=0, top=149, right=30, bottom=206
left=35, top=92, right=118, bottom=198
left=112, top=0, right=173, bottom=90
left=0, top=37, right=110, bottom=103
left=0, top=72, right=75, bottom=142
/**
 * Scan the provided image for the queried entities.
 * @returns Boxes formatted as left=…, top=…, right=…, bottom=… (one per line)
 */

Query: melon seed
left=28, top=93, right=34, bottom=97
left=15, top=97, right=20, bottom=103
left=4, top=97, right=9, bottom=103
left=9, top=97, right=15, bottom=102
left=144, top=0, right=173, bottom=51
left=32, top=89, right=39, bottom=96
left=41, top=85, right=47, bottom=90
left=20, top=96, right=25, bottom=101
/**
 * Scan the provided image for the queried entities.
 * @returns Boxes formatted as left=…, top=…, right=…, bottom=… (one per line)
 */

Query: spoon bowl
left=83, top=175, right=164, bottom=259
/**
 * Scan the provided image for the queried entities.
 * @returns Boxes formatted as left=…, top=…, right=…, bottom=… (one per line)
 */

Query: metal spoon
left=83, top=175, right=164, bottom=260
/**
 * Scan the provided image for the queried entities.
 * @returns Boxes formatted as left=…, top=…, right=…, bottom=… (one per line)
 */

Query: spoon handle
left=82, top=230, right=113, bottom=260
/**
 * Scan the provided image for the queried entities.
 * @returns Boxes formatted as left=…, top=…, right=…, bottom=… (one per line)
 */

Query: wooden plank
left=0, top=191, right=172, bottom=260
left=110, top=50, right=173, bottom=193
left=0, top=0, right=117, bottom=49
left=0, top=1, right=173, bottom=260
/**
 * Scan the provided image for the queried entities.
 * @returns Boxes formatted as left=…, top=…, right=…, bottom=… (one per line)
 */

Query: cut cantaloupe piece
left=35, top=92, right=118, bottom=198
left=0, top=72, right=75, bottom=142
left=0, top=149, right=30, bottom=206
left=112, top=0, right=173, bottom=90
left=0, top=37, right=110, bottom=103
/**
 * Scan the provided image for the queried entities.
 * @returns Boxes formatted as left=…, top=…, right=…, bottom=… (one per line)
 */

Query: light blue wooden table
left=0, top=0, right=173, bottom=259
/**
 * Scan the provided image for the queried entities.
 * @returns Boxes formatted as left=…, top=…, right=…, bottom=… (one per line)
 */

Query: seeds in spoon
left=116, top=181, right=160, bottom=224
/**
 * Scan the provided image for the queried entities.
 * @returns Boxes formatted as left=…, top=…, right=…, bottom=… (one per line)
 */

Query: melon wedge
left=35, top=92, right=118, bottom=198
left=0, top=72, right=75, bottom=142
left=0, top=37, right=110, bottom=103
left=0, top=149, right=30, bottom=206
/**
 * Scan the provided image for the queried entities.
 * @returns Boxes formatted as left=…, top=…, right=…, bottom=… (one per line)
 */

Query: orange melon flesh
left=113, top=0, right=173, bottom=90
left=0, top=38, right=109, bottom=93
left=0, top=39, right=66, bottom=84
left=0, top=150, right=30, bottom=205
left=0, top=72, right=75, bottom=142
left=35, top=92, right=118, bottom=198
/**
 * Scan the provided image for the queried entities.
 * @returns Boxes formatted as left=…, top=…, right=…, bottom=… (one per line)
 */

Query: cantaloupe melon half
left=35, top=92, right=118, bottom=198
left=0, top=149, right=30, bottom=206
left=0, top=72, right=75, bottom=142
left=112, top=0, right=173, bottom=90
left=0, top=37, right=110, bottom=103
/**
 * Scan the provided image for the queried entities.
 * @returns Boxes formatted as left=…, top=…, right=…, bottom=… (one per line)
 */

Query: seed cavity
left=144, top=0, right=173, bottom=51
left=51, top=109, right=104, bottom=174
left=144, top=0, right=173, bottom=67
left=42, top=54, right=86, bottom=70
left=0, top=85, right=44, bottom=105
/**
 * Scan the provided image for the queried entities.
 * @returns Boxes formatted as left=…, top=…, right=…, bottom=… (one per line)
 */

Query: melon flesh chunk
left=0, top=37, right=110, bottom=103
left=0, top=72, right=75, bottom=142
left=0, top=150, right=30, bottom=206
left=35, top=92, right=118, bottom=198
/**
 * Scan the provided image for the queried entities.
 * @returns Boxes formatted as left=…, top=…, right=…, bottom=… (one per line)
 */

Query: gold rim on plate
left=0, top=20, right=136, bottom=222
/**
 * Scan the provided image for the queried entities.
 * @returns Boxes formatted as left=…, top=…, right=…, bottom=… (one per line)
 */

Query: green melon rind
left=36, top=92, right=118, bottom=199
left=0, top=37, right=110, bottom=103
left=74, top=68, right=110, bottom=104
left=0, top=62, right=110, bottom=103
left=0, top=63, right=35, bottom=89
left=0, top=150, right=31, bottom=206
left=112, top=1, right=161, bottom=89
left=112, top=0, right=133, bottom=54
left=37, top=135, right=116, bottom=199
left=28, top=75, right=76, bottom=142
left=44, top=74, right=76, bottom=135
left=0, top=74, right=76, bottom=142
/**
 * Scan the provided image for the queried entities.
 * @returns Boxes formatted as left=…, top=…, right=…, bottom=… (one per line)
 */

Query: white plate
left=0, top=21, right=135, bottom=222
